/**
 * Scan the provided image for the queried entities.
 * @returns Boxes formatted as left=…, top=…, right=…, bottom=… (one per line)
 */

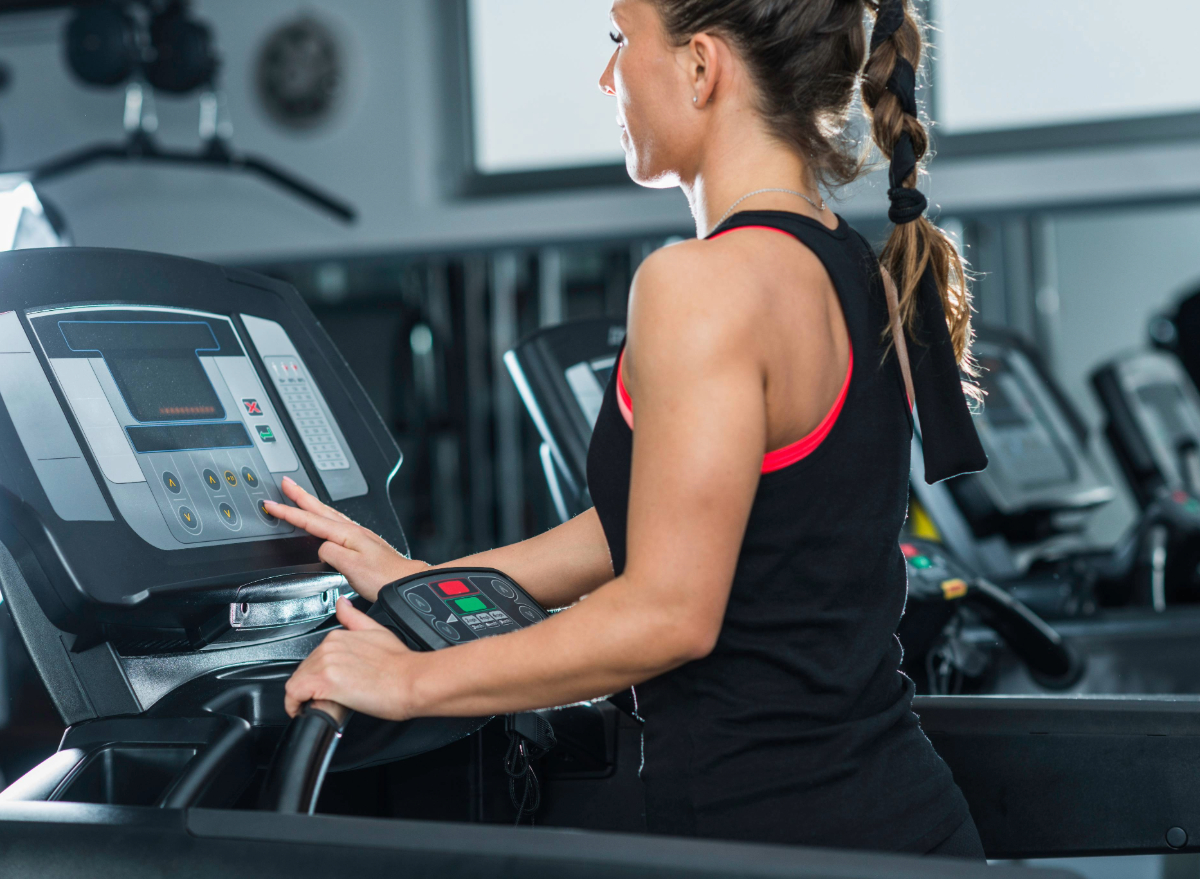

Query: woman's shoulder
left=630, top=231, right=834, bottom=336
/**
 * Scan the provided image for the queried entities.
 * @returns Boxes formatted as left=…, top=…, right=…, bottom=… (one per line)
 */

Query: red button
left=1174, top=491, right=1189, bottom=505
left=900, top=543, right=920, bottom=559
left=435, top=580, right=470, bottom=597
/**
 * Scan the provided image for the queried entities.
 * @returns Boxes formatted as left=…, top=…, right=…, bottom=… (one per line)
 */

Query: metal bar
left=491, top=251, right=524, bottom=546
left=463, top=256, right=494, bottom=550
left=538, top=248, right=564, bottom=328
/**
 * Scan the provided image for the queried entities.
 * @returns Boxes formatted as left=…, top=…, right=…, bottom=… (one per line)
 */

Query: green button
left=1187, top=501, right=1200, bottom=515
left=454, top=596, right=487, bottom=613
left=911, top=556, right=933, bottom=570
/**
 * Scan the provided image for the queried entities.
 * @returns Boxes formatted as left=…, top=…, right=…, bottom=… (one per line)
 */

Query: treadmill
left=1092, top=350, right=1200, bottom=602
left=0, top=253, right=1193, bottom=874
left=504, top=318, right=625, bottom=522
left=912, top=329, right=1200, bottom=694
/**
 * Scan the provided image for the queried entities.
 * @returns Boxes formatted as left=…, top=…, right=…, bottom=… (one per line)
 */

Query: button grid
left=267, top=359, right=350, bottom=472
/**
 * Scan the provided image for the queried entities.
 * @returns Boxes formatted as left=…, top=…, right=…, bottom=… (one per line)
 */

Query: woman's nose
left=599, top=50, right=617, bottom=96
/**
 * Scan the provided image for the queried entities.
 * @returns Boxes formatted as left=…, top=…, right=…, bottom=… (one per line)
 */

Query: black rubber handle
left=258, top=702, right=348, bottom=814
left=964, top=579, right=1084, bottom=689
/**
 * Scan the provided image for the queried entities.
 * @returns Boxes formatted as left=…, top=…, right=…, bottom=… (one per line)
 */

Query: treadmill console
left=371, top=568, right=549, bottom=650
left=1092, top=351, right=1200, bottom=506
left=505, top=319, right=626, bottom=522
left=901, top=539, right=972, bottom=603
left=946, top=330, right=1113, bottom=536
left=0, top=249, right=404, bottom=647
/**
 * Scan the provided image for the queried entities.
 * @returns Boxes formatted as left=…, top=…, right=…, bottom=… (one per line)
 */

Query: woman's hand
left=284, top=598, right=421, bottom=720
left=264, top=477, right=428, bottom=602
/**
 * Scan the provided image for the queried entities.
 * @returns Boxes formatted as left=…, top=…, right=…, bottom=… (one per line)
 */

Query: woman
left=267, top=0, right=988, bottom=859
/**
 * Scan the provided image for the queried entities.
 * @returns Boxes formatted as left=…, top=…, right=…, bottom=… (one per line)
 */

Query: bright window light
left=932, top=0, right=1200, bottom=135
left=468, top=0, right=625, bottom=174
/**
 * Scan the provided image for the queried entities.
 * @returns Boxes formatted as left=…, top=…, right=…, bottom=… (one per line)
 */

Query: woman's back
left=588, top=210, right=970, bottom=852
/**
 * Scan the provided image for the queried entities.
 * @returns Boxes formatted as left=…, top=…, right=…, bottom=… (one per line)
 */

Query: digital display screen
left=974, top=353, right=1074, bottom=488
left=126, top=422, right=252, bottom=454
left=1138, top=383, right=1193, bottom=448
left=977, top=357, right=1029, bottom=429
left=59, top=321, right=225, bottom=423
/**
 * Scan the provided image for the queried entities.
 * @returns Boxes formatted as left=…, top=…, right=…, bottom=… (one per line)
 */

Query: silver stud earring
left=693, top=96, right=698, bottom=104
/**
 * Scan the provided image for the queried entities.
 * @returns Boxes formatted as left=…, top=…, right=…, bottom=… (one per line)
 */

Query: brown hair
left=650, top=0, right=975, bottom=376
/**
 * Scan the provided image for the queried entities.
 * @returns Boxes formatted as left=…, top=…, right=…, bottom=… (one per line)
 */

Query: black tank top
left=587, top=211, right=971, bottom=853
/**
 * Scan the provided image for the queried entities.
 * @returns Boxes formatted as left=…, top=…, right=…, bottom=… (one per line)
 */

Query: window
left=467, top=0, right=624, bottom=175
left=932, top=0, right=1200, bottom=136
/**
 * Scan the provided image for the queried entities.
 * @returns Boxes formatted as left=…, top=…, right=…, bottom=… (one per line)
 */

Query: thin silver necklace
left=711, top=188, right=827, bottom=234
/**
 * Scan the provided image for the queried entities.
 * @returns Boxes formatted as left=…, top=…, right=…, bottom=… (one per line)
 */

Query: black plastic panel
left=0, top=249, right=406, bottom=633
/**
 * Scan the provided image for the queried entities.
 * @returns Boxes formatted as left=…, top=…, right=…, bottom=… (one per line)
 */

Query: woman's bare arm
left=270, top=482, right=613, bottom=608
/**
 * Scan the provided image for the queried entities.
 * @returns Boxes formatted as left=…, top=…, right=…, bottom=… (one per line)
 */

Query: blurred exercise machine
left=1092, top=349, right=1200, bottom=605
left=911, top=328, right=1200, bottom=693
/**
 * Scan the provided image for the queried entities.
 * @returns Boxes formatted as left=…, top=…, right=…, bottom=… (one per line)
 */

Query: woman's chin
left=625, top=157, right=679, bottom=190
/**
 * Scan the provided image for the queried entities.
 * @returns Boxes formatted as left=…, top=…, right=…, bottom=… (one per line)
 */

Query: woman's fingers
left=336, top=597, right=388, bottom=631
left=264, top=501, right=362, bottom=547
left=317, top=540, right=360, bottom=573
left=281, top=477, right=355, bottom=524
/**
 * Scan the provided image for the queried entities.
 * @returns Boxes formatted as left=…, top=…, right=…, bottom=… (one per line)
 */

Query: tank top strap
left=709, top=210, right=988, bottom=485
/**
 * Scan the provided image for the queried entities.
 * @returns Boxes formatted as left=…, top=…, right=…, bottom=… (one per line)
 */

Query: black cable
left=504, top=733, right=541, bottom=825
left=503, top=712, right=555, bottom=826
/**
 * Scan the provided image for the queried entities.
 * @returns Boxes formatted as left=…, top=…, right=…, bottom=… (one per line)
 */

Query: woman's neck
left=682, top=137, right=827, bottom=238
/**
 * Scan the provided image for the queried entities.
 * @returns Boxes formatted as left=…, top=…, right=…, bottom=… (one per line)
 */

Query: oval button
left=519, top=605, right=540, bottom=622
left=406, top=592, right=432, bottom=614
left=178, top=506, right=201, bottom=532
left=435, top=621, right=460, bottom=642
left=218, top=502, right=239, bottom=527
left=223, top=470, right=238, bottom=488
left=257, top=500, right=279, bottom=525
left=491, top=578, right=516, bottom=600
left=162, top=471, right=182, bottom=495
left=241, top=467, right=259, bottom=489
left=202, top=469, right=222, bottom=492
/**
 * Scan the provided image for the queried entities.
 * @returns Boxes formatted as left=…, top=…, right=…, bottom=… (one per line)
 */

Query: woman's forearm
left=428, top=508, right=614, bottom=609
left=403, top=572, right=713, bottom=718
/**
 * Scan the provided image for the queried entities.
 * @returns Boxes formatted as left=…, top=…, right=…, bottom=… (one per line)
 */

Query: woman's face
left=600, top=0, right=699, bottom=189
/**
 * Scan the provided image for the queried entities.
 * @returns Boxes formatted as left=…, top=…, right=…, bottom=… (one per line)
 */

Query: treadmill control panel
left=961, top=337, right=1114, bottom=517
left=1093, top=351, right=1200, bottom=495
left=0, top=305, right=368, bottom=551
left=370, top=568, right=548, bottom=650
left=901, top=539, right=972, bottom=602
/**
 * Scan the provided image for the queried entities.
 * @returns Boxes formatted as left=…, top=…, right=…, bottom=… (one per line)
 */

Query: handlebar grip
left=963, top=579, right=1084, bottom=689
left=258, top=701, right=350, bottom=814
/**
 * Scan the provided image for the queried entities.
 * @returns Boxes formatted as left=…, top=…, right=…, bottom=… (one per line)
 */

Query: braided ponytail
left=862, top=0, right=977, bottom=389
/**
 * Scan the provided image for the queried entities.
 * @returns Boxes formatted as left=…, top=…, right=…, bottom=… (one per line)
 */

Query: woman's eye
left=609, top=31, right=623, bottom=46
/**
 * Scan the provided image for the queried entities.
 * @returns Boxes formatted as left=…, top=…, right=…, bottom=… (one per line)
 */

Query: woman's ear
left=686, top=32, right=723, bottom=108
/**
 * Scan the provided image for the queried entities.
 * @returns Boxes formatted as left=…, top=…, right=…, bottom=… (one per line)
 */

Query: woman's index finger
left=264, top=501, right=360, bottom=548
left=282, top=477, right=355, bottom=524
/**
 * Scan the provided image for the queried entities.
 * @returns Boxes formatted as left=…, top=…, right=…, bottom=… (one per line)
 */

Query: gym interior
left=0, top=2, right=1197, bottom=878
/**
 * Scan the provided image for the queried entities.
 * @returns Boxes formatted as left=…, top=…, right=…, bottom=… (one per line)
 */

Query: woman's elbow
left=659, top=617, right=721, bottom=666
